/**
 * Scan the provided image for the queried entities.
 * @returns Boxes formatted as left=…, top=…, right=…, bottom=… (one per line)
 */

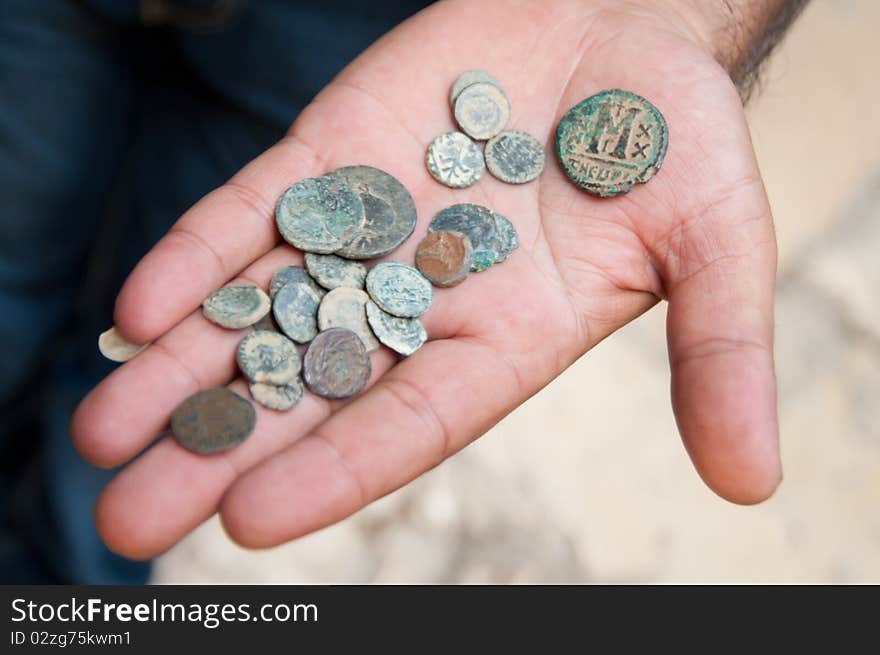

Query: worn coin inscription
left=453, top=82, right=510, bottom=141
left=98, top=326, right=149, bottom=362
left=317, top=287, right=380, bottom=352
left=429, top=204, right=498, bottom=272
left=171, top=388, right=256, bottom=454
left=305, top=253, right=367, bottom=290
left=202, top=285, right=271, bottom=329
left=249, top=378, right=304, bottom=411
left=273, top=281, right=322, bottom=343
left=365, top=300, right=427, bottom=357
left=485, top=130, right=545, bottom=184
left=415, top=230, right=473, bottom=288
left=327, top=166, right=418, bottom=259
left=275, top=176, right=365, bottom=253
left=366, top=262, right=433, bottom=318
left=556, top=89, right=668, bottom=198
left=426, top=132, right=485, bottom=189
left=237, top=329, right=301, bottom=385
left=450, top=69, right=502, bottom=106
left=269, top=265, right=324, bottom=299
left=303, top=327, right=372, bottom=399
left=491, top=213, right=519, bottom=263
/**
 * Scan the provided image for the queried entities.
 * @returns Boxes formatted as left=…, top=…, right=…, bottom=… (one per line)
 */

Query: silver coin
left=365, top=300, right=427, bottom=357
left=275, top=176, right=365, bottom=254
left=449, top=70, right=502, bottom=106
left=425, top=132, right=484, bottom=189
left=236, top=329, right=301, bottom=385
left=453, top=82, right=510, bottom=141
left=492, top=213, right=519, bottom=263
left=327, top=165, right=418, bottom=260
left=317, top=287, right=380, bottom=352
left=303, top=328, right=371, bottom=400
left=365, top=262, right=432, bottom=318
left=171, top=388, right=256, bottom=454
left=249, top=377, right=304, bottom=411
left=98, top=326, right=149, bottom=362
left=304, top=252, right=367, bottom=290
left=428, top=204, right=498, bottom=272
left=269, top=265, right=324, bottom=299
left=272, top=281, right=322, bottom=343
left=202, top=285, right=271, bottom=329
left=485, top=129, right=545, bottom=184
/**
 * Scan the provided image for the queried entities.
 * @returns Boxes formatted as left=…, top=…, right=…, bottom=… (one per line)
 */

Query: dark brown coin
left=171, top=388, right=256, bottom=454
left=415, top=231, right=473, bottom=288
left=303, top=327, right=371, bottom=399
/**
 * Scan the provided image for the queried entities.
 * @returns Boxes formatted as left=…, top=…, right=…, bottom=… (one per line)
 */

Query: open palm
left=73, top=0, right=780, bottom=558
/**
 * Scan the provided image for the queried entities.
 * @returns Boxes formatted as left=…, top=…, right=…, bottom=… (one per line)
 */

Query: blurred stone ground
left=152, top=1, right=880, bottom=583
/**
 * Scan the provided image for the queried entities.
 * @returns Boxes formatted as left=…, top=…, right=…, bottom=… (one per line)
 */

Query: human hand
left=72, top=0, right=781, bottom=558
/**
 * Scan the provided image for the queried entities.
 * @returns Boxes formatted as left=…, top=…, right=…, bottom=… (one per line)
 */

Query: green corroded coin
left=304, top=253, right=366, bottom=290
left=269, top=265, right=324, bottom=299
left=449, top=70, right=502, bottom=106
left=303, top=328, right=371, bottom=399
left=236, top=329, right=301, bottom=385
left=249, top=377, right=304, bottom=411
left=492, top=213, right=519, bottom=263
left=365, top=262, right=433, bottom=318
left=485, top=130, right=545, bottom=184
left=275, top=176, right=365, bottom=253
left=428, top=204, right=498, bottom=272
left=453, top=82, right=510, bottom=141
left=317, top=287, right=380, bottom=352
left=556, top=89, right=668, bottom=198
left=171, top=388, right=256, bottom=454
left=426, top=132, right=485, bottom=189
left=365, top=300, right=427, bottom=357
left=327, top=165, right=418, bottom=260
left=272, top=281, right=322, bottom=343
left=202, top=285, right=271, bottom=329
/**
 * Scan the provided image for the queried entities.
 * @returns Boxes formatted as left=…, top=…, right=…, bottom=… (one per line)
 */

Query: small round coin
left=236, top=329, right=301, bottom=385
left=269, top=265, right=324, bottom=299
left=317, top=287, right=380, bottom=352
left=272, top=281, right=322, bottom=343
left=98, top=326, right=149, bottom=362
left=556, top=88, right=668, bottom=197
left=249, top=377, right=304, bottom=411
left=304, top=253, right=367, bottom=290
left=327, top=165, right=418, bottom=259
left=202, top=285, right=271, bottom=329
left=453, top=82, right=510, bottom=141
left=415, top=230, right=473, bottom=288
left=365, top=262, right=433, bottom=318
left=303, top=327, right=371, bottom=399
left=365, top=300, right=427, bottom=357
left=449, top=69, right=502, bottom=106
left=428, top=204, right=498, bottom=272
left=491, top=213, right=519, bottom=263
left=485, top=130, right=546, bottom=184
left=275, top=176, right=365, bottom=253
left=171, top=388, right=256, bottom=454
left=426, top=132, right=484, bottom=189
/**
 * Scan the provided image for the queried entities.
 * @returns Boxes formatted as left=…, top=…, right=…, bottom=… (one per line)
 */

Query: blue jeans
left=0, top=0, right=429, bottom=583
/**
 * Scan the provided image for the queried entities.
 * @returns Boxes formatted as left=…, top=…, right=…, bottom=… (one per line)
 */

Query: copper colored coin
left=415, top=230, right=473, bottom=288
left=303, top=328, right=371, bottom=399
left=171, top=388, right=256, bottom=454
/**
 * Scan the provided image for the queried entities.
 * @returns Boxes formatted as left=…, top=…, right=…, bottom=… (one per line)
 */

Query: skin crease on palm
left=71, top=0, right=782, bottom=559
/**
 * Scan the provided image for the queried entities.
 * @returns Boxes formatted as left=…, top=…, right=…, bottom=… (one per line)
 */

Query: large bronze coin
left=171, top=388, right=256, bottom=454
left=303, top=328, right=371, bottom=399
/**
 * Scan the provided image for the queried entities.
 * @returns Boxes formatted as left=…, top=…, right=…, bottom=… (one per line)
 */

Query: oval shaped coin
left=249, top=377, right=304, bottom=411
left=269, top=265, right=324, bottom=299
left=317, top=287, right=379, bottom=352
left=304, top=253, right=367, bottom=290
left=327, top=165, right=418, bottom=259
left=426, top=132, right=484, bottom=189
left=485, top=130, right=545, bottom=184
left=98, top=326, right=149, bottom=362
left=428, top=203, right=498, bottom=272
left=202, top=285, right=271, bottom=329
left=449, top=69, right=502, bottom=106
left=275, top=176, right=365, bottom=253
left=303, top=327, right=371, bottom=399
left=492, top=213, right=519, bottom=263
left=171, top=388, right=256, bottom=454
left=556, top=88, right=668, bottom=198
left=453, top=82, right=510, bottom=141
left=272, top=281, right=322, bottom=343
left=365, top=262, right=433, bottom=318
left=365, top=300, right=427, bottom=357
left=415, top=230, right=473, bottom=288
left=236, top=329, right=301, bottom=385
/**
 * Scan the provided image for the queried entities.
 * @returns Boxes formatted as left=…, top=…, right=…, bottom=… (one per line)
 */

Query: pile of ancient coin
left=426, top=70, right=545, bottom=188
